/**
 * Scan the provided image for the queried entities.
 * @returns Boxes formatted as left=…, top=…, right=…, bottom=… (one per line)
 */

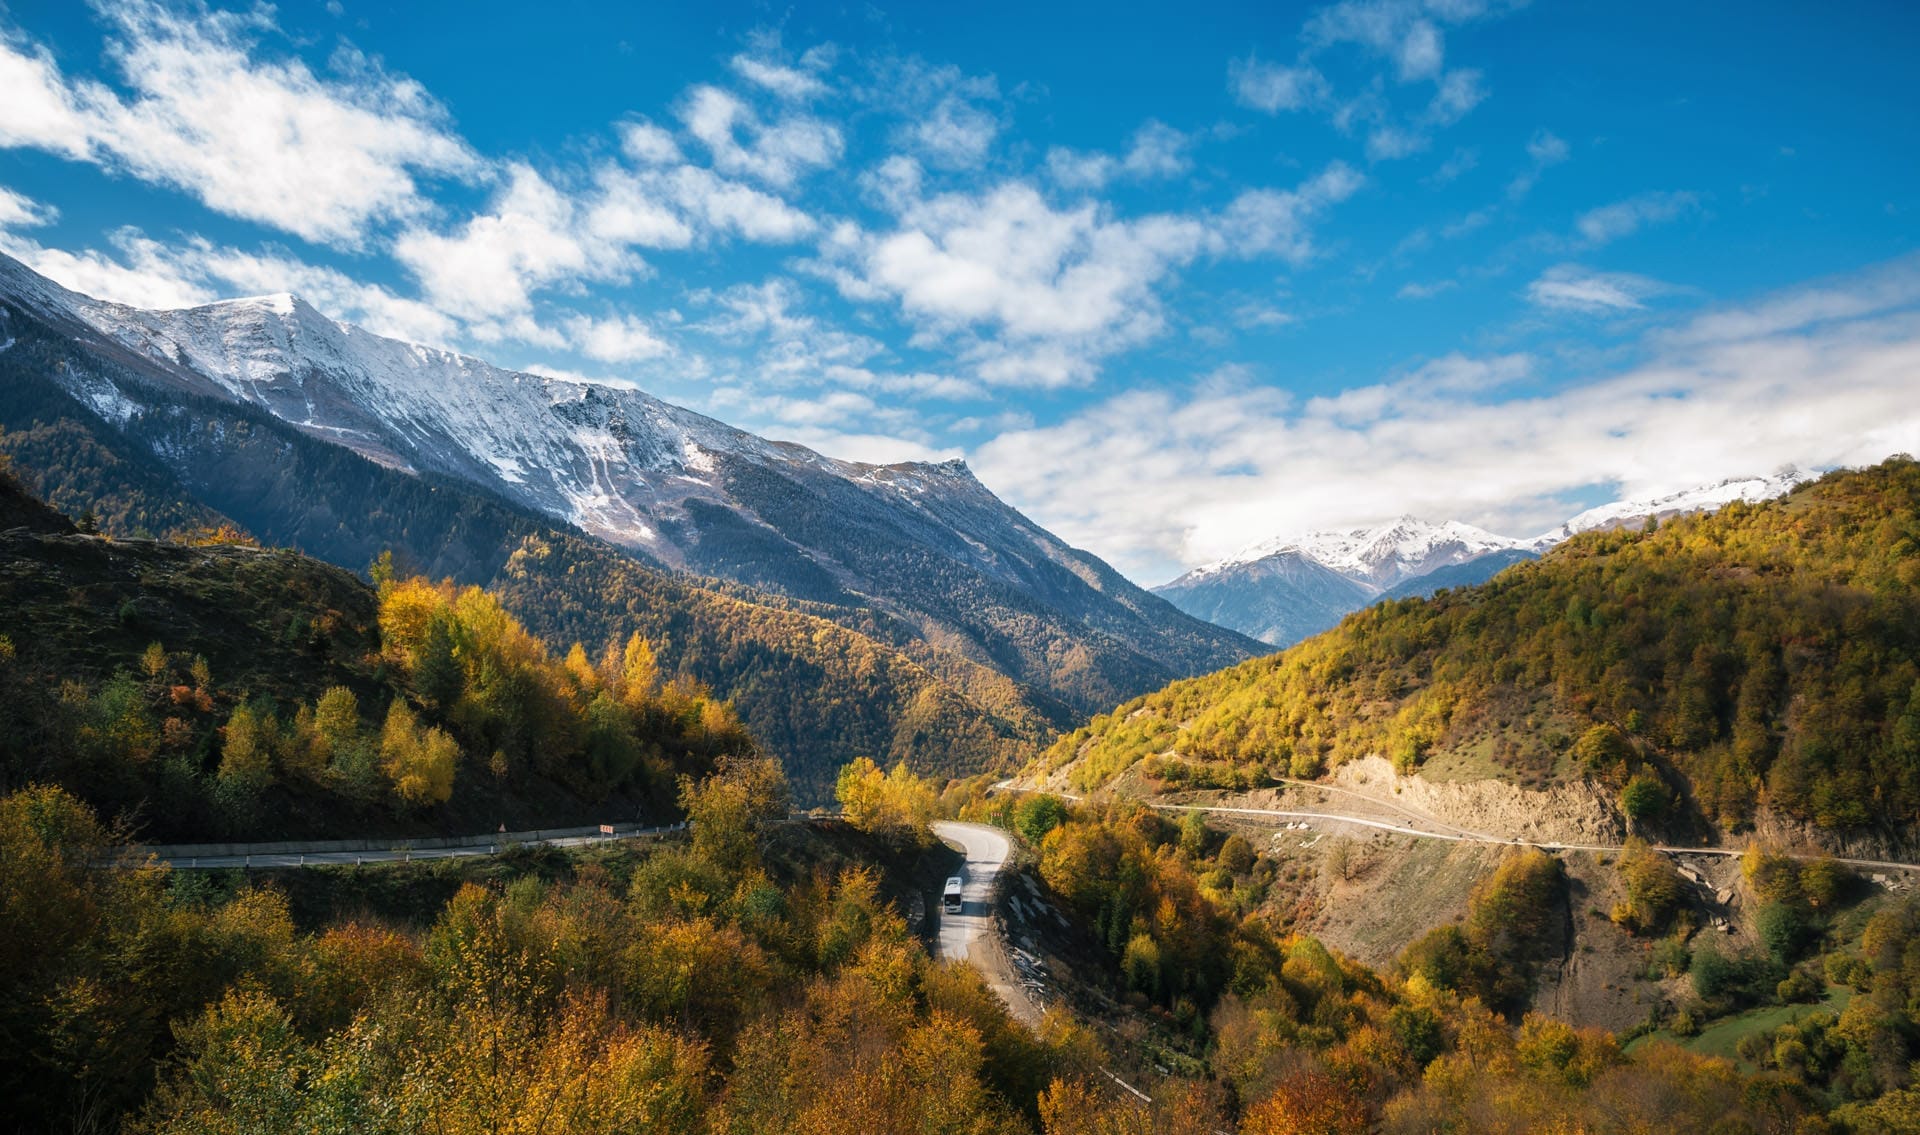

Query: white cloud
left=1575, top=190, right=1701, bottom=246
left=857, top=184, right=1207, bottom=342
left=1045, top=148, right=1117, bottom=191
left=1506, top=128, right=1569, bottom=199
left=1217, top=162, right=1365, bottom=261
left=910, top=94, right=1001, bottom=170
left=1121, top=121, right=1191, bottom=179
left=1045, top=121, right=1192, bottom=190
left=1525, top=264, right=1671, bottom=313
left=1427, top=68, right=1485, bottom=124
left=0, top=185, right=57, bottom=230
left=0, top=227, right=215, bottom=310
left=971, top=256, right=1920, bottom=581
left=0, top=3, right=476, bottom=246
left=679, top=85, right=842, bottom=188
left=1367, top=123, right=1429, bottom=160
left=873, top=59, right=1004, bottom=170
left=592, top=164, right=814, bottom=245
left=1396, top=19, right=1445, bottom=80
left=1427, top=146, right=1478, bottom=185
left=394, top=155, right=814, bottom=334
left=618, top=120, right=683, bottom=166
left=1304, top=1, right=1455, bottom=81
left=729, top=53, right=830, bottom=101
left=1230, top=55, right=1329, bottom=112
left=394, top=163, right=631, bottom=322
left=0, top=28, right=95, bottom=159
left=1397, top=279, right=1457, bottom=299
left=819, top=163, right=1359, bottom=387
left=1526, top=129, right=1569, bottom=165
left=566, top=312, right=671, bottom=362
left=0, top=222, right=460, bottom=343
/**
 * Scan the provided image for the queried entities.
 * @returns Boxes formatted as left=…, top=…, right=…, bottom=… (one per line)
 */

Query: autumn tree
left=836, top=757, right=939, bottom=846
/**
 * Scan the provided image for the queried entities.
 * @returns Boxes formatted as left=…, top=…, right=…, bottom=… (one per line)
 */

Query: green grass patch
left=1629, top=985, right=1852, bottom=1070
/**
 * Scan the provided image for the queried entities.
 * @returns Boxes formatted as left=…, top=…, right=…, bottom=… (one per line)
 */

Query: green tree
left=1620, top=773, right=1670, bottom=830
left=1013, top=794, right=1069, bottom=846
left=413, top=613, right=464, bottom=709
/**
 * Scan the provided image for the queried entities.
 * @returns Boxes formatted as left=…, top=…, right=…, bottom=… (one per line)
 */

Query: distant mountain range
left=1154, top=470, right=1807, bottom=646
left=0, top=252, right=1257, bottom=797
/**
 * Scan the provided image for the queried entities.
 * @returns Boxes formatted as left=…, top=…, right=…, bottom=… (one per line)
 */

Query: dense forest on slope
left=1042, top=458, right=1920, bottom=836
left=0, top=467, right=754, bottom=840
left=0, top=322, right=1054, bottom=799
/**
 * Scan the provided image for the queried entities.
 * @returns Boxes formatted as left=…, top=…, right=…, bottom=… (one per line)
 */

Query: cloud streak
left=0, top=1, right=476, bottom=246
left=973, top=256, right=1920, bottom=581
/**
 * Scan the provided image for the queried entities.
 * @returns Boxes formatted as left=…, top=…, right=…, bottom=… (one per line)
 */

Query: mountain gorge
left=0, top=253, right=1256, bottom=798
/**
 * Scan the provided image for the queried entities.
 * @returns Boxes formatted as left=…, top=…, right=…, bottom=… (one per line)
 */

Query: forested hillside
left=0, top=465, right=755, bottom=840
left=1042, top=458, right=1920, bottom=836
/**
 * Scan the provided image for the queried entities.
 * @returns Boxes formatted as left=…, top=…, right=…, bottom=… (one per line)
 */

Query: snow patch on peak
left=1193, top=516, right=1529, bottom=591
left=1538, top=468, right=1807, bottom=543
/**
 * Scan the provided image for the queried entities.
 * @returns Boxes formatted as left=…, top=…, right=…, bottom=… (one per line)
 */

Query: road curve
left=931, top=821, right=1041, bottom=1026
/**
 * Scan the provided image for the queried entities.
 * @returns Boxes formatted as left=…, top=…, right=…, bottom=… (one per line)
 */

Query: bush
left=1777, top=967, right=1822, bottom=1004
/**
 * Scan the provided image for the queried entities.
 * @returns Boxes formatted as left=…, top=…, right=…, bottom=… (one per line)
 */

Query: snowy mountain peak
left=1187, top=516, right=1528, bottom=592
left=1536, top=468, right=1808, bottom=543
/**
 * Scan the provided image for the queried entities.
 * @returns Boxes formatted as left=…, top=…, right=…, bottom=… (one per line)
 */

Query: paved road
left=140, top=824, right=685, bottom=870
left=1151, top=802, right=1920, bottom=873
left=931, top=821, right=1041, bottom=1026
left=998, top=780, right=1920, bottom=874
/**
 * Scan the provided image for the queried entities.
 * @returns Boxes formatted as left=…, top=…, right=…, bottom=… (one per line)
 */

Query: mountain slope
left=1380, top=546, right=1538, bottom=600
left=1045, top=458, right=1920, bottom=839
left=1157, top=517, right=1542, bottom=646
left=0, top=302, right=1055, bottom=800
left=0, top=253, right=1256, bottom=720
left=1152, top=550, right=1375, bottom=647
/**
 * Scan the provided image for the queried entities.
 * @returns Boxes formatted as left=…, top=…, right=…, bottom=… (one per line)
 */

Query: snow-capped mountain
left=0, top=252, right=1258, bottom=718
left=1156, top=475, right=1807, bottom=647
left=1538, top=469, right=1808, bottom=542
left=1178, top=517, right=1534, bottom=593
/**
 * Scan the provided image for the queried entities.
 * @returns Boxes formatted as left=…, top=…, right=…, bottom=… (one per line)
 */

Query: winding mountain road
left=931, top=821, right=1042, bottom=1026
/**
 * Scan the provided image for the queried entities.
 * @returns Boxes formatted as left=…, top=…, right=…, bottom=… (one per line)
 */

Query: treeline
left=1044, top=458, right=1920, bottom=833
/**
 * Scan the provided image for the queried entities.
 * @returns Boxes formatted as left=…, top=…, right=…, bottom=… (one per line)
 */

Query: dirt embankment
left=1325, top=756, right=1626, bottom=845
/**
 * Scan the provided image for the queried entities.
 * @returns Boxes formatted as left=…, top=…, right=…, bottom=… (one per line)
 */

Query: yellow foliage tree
left=835, top=757, right=938, bottom=846
left=380, top=699, right=457, bottom=806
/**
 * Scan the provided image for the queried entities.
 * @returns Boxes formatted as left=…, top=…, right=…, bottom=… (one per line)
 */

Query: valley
left=0, top=0, right=1912, bottom=1129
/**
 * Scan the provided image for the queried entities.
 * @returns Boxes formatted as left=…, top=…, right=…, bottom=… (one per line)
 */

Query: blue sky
left=1, top=0, right=1917, bottom=582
